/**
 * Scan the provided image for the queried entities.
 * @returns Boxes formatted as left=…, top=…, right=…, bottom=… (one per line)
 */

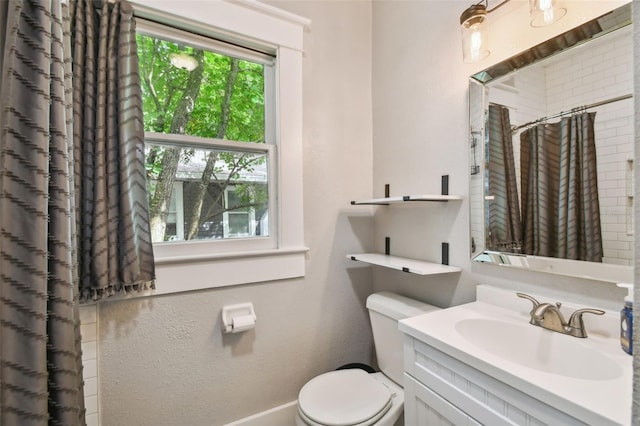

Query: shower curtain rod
left=511, top=93, right=633, bottom=133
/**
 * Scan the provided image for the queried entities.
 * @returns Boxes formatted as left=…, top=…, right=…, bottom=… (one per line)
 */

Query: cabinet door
left=404, top=373, right=480, bottom=426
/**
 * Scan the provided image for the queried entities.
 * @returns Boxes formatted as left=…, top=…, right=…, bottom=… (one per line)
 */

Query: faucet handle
left=516, top=293, right=540, bottom=324
left=567, top=308, right=605, bottom=338
left=516, top=292, right=540, bottom=313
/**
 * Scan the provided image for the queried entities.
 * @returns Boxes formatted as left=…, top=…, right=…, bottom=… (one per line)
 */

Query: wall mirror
left=469, top=3, right=633, bottom=283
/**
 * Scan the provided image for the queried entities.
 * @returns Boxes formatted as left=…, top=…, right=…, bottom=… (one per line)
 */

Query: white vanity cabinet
left=402, top=335, right=588, bottom=426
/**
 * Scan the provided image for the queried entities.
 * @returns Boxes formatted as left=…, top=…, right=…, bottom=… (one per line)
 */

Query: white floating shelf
left=347, top=253, right=461, bottom=275
left=350, top=194, right=462, bottom=205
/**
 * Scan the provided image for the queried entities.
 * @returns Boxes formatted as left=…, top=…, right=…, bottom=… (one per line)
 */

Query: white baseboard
left=225, top=401, right=298, bottom=426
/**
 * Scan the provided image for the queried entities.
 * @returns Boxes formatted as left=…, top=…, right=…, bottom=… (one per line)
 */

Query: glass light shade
left=461, top=21, right=489, bottom=63
left=529, top=0, right=566, bottom=27
left=461, top=5, right=489, bottom=64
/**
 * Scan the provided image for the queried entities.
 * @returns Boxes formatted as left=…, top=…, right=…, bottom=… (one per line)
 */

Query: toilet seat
left=297, top=369, right=393, bottom=426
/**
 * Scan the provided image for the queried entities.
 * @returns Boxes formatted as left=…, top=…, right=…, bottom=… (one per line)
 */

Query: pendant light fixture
left=529, top=0, right=566, bottom=27
left=460, top=0, right=567, bottom=64
left=460, top=4, right=489, bottom=64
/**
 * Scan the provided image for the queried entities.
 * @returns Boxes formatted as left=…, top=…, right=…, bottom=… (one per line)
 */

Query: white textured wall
left=371, top=0, right=630, bottom=312
left=97, top=2, right=375, bottom=425
left=370, top=0, right=476, bottom=307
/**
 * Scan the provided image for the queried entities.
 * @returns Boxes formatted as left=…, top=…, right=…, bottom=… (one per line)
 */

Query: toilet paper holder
left=221, top=302, right=257, bottom=334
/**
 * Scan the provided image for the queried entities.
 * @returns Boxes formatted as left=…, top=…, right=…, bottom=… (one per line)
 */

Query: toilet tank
left=366, top=292, right=440, bottom=386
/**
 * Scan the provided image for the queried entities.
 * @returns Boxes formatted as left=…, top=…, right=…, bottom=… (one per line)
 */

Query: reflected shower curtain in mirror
left=487, top=104, right=522, bottom=252
left=520, top=112, right=603, bottom=262
left=1, top=0, right=154, bottom=424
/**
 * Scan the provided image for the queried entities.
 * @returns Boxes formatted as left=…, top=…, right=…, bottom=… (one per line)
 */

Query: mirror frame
left=469, top=3, right=633, bottom=284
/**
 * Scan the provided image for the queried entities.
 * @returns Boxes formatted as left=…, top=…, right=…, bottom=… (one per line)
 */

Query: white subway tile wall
left=79, top=304, right=100, bottom=426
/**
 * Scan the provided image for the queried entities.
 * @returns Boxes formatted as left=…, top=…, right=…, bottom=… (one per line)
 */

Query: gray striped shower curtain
left=0, top=0, right=154, bottom=424
left=520, top=112, right=603, bottom=262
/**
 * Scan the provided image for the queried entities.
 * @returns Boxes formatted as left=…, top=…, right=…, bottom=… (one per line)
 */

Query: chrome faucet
left=516, top=293, right=605, bottom=338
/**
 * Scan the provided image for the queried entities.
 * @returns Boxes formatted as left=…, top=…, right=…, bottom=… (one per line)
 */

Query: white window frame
left=132, top=0, right=309, bottom=294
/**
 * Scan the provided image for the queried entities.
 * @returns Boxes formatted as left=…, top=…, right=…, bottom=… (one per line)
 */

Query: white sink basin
left=455, top=318, right=622, bottom=381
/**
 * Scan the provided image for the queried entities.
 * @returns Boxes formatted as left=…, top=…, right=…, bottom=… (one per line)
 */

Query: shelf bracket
left=441, top=175, right=449, bottom=196
left=442, top=242, right=449, bottom=265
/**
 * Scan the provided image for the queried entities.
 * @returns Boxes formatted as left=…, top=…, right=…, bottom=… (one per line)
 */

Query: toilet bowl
left=296, top=370, right=403, bottom=426
left=295, top=292, right=440, bottom=426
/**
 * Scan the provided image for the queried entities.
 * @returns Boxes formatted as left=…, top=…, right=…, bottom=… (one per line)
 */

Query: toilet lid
left=298, top=369, right=392, bottom=426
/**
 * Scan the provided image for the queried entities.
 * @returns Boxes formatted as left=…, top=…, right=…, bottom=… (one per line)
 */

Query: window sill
left=94, top=247, right=308, bottom=302
left=154, top=246, right=309, bottom=265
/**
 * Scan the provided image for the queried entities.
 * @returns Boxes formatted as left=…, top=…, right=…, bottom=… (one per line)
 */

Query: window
left=137, top=21, right=275, bottom=251
left=133, top=1, right=307, bottom=293
left=223, top=186, right=264, bottom=238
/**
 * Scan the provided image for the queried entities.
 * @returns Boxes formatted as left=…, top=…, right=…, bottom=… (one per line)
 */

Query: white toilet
left=295, top=292, right=440, bottom=426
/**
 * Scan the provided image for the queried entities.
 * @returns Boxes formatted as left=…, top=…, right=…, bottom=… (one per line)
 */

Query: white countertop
left=399, top=286, right=633, bottom=425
